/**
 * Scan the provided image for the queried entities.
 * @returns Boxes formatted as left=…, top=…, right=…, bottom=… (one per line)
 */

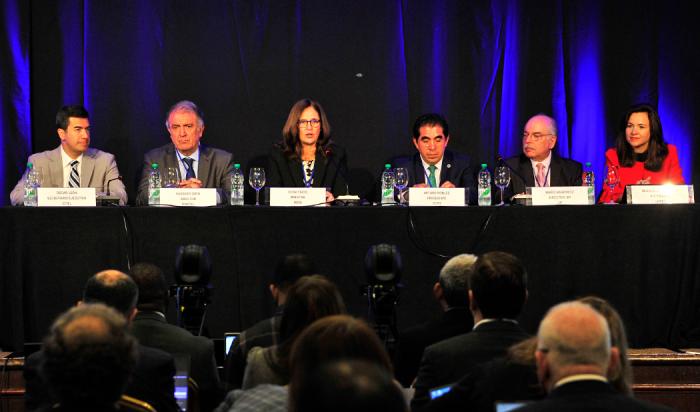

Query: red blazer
left=599, top=144, right=684, bottom=203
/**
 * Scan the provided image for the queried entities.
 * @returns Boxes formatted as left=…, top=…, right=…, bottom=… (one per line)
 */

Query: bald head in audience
left=82, top=269, right=139, bottom=320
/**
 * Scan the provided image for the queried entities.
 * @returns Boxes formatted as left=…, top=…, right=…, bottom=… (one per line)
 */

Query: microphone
left=105, top=175, right=123, bottom=196
left=98, top=175, right=122, bottom=206
left=323, top=146, right=359, bottom=204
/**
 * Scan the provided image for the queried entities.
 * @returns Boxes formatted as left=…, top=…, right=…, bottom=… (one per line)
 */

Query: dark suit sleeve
left=24, top=351, right=51, bottom=411
left=328, top=145, right=349, bottom=196
left=266, top=148, right=285, bottom=188
left=130, top=347, right=179, bottom=412
left=193, top=338, right=224, bottom=411
left=136, top=151, right=157, bottom=206
left=411, top=346, right=443, bottom=409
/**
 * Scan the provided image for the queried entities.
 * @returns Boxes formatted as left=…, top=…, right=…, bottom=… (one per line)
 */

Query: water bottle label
left=149, top=188, right=160, bottom=205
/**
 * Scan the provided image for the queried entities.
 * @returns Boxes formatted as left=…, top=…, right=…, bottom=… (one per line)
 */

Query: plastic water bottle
left=477, top=163, right=492, bottom=206
left=230, top=163, right=245, bottom=206
left=148, top=163, right=161, bottom=205
left=381, top=164, right=396, bottom=205
left=583, top=162, right=595, bottom=205
left=23, top=162, right=39, bottom=207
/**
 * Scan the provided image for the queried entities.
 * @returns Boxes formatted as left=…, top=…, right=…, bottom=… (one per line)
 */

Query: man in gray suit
left=10, top=105, right=127, bottom=205
left=136, top=100, right=234, bottom=205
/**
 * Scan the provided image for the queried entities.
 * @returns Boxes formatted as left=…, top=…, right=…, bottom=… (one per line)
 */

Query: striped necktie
left=183, top=157, right=196, bottom=179
left=69, top=160, right=80, bottom=188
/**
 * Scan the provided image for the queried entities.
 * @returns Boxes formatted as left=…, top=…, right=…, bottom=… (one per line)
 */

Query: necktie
left=69, top=160, right=80, bottom=188
left=427, top=165, right=437, bottom=188
left=536, top=163, right=546, bottom=187
left=183, top=157, right=196, bottom=179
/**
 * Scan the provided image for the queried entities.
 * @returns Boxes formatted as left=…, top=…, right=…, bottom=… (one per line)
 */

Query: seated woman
left=267, top=98, right=349, bottom=203
left=599, top=103, right=684, bottom=203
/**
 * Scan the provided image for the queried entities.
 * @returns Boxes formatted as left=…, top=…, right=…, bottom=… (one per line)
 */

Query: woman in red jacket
left=599, top=103, right=684, bottom=203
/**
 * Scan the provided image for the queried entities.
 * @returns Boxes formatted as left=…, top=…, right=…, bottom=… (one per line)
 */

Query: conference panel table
left=2, top=204, right=699, bottom=351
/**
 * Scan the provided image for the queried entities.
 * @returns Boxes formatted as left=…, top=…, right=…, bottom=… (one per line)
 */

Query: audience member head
left=535, top=301, right=616, bottom=392
left=615, top=103, right=668, bottom=171
left=434, top=253, right=477, bottom=310
left=270, top=253, right=318, bottom=305
left=129, top=263, right=169, bottom=313
left=83, top=270, right=139, bottom=320
left=468, top=251, right=527, bottom=321
left=522, top=114, right=558, bottom=162
left=165, top=100, right=205, bottom=157
left=578, top=295, right=632, bottom=395
left=291, top=359, right=406, bottom=412
left=280, top=98, right=332, bottom=159
left=269, top=275, right=346, bottom=380
left=55, top=105, right=91, bottom=158
left=41, top=303, right=137, bottom=410
left=411, top=113, right=450, bottom=165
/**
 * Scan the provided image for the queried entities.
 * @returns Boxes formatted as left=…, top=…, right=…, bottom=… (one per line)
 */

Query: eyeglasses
left=522, top=132, right=553, bottom=142
left=297, top=119, right=321, bottom=128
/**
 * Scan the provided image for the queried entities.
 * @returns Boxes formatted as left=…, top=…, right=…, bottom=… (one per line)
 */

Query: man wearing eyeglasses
left=503, top=114, right=582, bottom=199
left=135, top=100, right=234, bottom=205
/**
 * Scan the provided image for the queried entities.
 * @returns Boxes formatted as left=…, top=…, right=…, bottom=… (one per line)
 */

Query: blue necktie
left=183, top=157, right=196, bottom=179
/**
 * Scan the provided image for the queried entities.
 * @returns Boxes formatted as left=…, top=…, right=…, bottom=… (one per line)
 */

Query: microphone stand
left=98, top=175, right=123, bottom=206
left=323, top=147, right=360, bottom=205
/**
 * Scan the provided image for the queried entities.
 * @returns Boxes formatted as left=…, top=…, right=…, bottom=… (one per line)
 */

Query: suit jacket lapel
left=440, top=151, right=454, bottom=185
left=198, top=145, right=211, bottom=187
left=81, top=149, right=96, bottom=188
left=289, top=157, right=305, bottom=186
left=49, top=147, right=64, bottom=187
left=412, top=153, right=426, bottom=186
left=519, top=155, right=536, bottom=188
left=549, top=155, right=566, bottom=186
left=313, top=149, right=329, bottom=188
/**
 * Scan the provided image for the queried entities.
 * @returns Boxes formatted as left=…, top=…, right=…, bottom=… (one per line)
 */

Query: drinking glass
left=494, top=165, right=511, bottom=206
left=164, top=167, right=178, bottom=188
left=249, top=167, right=266, bottom=206
left=605, top=166, right=620, bottom=204
left=394, top=167, right=409, bottom=205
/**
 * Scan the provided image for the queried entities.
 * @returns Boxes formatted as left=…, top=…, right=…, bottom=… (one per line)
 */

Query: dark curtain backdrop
left=1, top=0, right=698, bottom=204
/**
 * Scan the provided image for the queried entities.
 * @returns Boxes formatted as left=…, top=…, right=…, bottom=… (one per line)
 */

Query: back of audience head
left=129, top=263, right=169, bottom=313
left=291, top=359, right=407, bottom=412
left=535, top=301, right=616, bottom=391
left=436, top=253, right=476, bottom=309
left=83, top=269, right=139, bottom=319
left=270, top=253, right=317, bottom=305
left=41, top=303, right=137, bottom=409
left=469, top=251, right=528, bottom=319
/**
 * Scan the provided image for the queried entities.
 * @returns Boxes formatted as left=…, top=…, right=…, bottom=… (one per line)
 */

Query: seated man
left=10, top=105, right=127, bottom=205
left=136, top=100, right=234, bottom=205
left=390, top=113, right=476, bottom=203
left=129, top=262, right=222, bottom=411
left=40, top=303, right=137, bottom=412
left=503, top=114, right=582, bottom=200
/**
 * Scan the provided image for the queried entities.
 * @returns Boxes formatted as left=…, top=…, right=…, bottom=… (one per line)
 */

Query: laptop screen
left=225, top=332, right=240, bottom=356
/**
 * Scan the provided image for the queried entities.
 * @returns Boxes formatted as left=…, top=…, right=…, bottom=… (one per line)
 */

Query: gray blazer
left=10, top=145, right=127, bottom=206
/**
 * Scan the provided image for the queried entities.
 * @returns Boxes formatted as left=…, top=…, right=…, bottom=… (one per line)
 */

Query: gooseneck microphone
left=105, top=175, right=123, bottom=196
left=323, top=147, right=350, bottom=196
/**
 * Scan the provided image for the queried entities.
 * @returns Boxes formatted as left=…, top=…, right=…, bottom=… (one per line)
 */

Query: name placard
left=409, top=188, right=466, bottom=207
left=528, top=186, right=589, bottom=206
left=38, top=188, right=97, bottom=207
left=626, top=185, right=695, bottom=204
left=270, top=187, right=326, bottom=206
left=159, top=188, right=217, bottom=206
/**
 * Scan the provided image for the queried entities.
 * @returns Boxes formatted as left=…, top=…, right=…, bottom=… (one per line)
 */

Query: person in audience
left=129, top=262, right=223, bottom=410
left=599, top=103, right=684, bottom=203
left=389, top=113, right=476, bottom=203
left=411, top=251, right=530, bottom=408
left=393, top=253, right=475, bottom=387
left=40, top=303, right=137, bottom=412
left=24, top=270, right=179, bottom=412
left=223, top=253, right=317, bottom=389
left=267, top=98, right=348, bottom=202
left=136, top=100, right=234, bottom=205
left=515, top=301, right=673, bottom=411
left=241, top=275, right=346, bottom=389
left=419, top=295, right=632, bottom=412
left=502, top=114, right=582, bottom=200
left=292, top=359, right=407, bottom=412
left=10, top=104, right=127, bottom=206
left=215, top=314, right=399, bottom=412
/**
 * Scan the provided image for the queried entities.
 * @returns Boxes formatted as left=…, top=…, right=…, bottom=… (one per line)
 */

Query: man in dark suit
left=411, top=251, right=530, bottom=408
left=129, top=263, right=222, bottom=411
left=390, top=113, right=477, bottom=204
left=393, top=254, right=475, bottom=387
left=502, top=114, right=582, bottom=201
left=136, top=100, right=234, bottom=205
left=24, top=270, right=179, bottom=412
left=516, top=301, right=672, bottom=412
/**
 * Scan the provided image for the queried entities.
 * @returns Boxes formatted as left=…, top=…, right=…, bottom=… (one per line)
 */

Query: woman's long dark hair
left=278, top=98, right=333, bottom=160
left=615, top=103, right=668, bottom=171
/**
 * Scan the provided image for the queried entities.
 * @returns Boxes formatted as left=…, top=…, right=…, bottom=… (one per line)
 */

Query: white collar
left=472, top=318, right=518, bottom=330
left=60, top=145, right=84, bottom=167
left=554, top=374, right=608, bottom=389
left=529, top=150, right=552, bottom=170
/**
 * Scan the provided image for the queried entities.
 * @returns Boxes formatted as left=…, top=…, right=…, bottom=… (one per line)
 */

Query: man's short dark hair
left=83, top=270, right=139, bottom=317
left=56, top=105, right=90, bottom=130
left=291, top=359, right=406, bottom=412
left=129, top=263, right=169, bottom=312
left=41, top=303, right=137, bottom=409
left=272, top=253, right=317, bottom=290
left=470, top=251, right=527, bottom=319
left=412, top=113, right=450, bottom=140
